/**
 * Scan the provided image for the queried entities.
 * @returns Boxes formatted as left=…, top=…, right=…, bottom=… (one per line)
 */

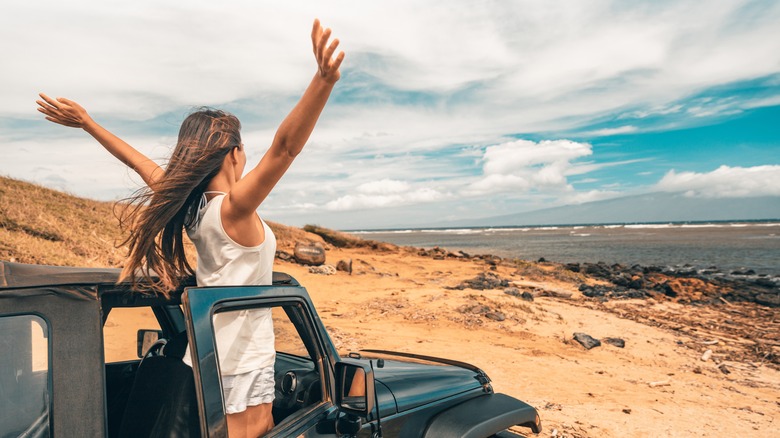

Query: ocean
left=352, top=222, right=780, bottom=276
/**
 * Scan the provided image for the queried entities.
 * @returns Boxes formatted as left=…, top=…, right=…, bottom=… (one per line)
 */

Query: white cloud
left=356, top=179, right=410, bottom=195
left=656, top=165, right=780, bottom=198
left=466, top=139, right=592, bottom=195
left=2, top=0, right=780, bottom=228
left=579, top=126, right=639, bottom=137
left=325, top=187, right=446, bottom=211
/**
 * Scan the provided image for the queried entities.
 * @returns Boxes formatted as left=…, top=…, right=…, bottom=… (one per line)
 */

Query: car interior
left=102, top=294, right=326, bottom=438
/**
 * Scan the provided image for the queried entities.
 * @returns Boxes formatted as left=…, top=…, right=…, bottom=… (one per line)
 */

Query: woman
left=36, top=19, right=344, bottom=438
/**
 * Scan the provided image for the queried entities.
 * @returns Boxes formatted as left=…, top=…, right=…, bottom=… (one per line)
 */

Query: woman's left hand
left=311, top=19, right=345, bottom=84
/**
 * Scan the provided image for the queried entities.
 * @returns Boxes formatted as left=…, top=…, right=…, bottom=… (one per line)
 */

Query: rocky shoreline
left=410, top=245, right=779, bottom=308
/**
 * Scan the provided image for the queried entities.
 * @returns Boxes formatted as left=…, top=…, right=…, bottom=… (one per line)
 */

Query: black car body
left=0, top=261, right=541, bottom=437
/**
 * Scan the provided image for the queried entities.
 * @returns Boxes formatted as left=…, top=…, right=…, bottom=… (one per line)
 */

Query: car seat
left=118, top=331, right=201, bottom=438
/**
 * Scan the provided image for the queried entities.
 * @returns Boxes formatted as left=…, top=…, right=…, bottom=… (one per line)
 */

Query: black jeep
left=0, top=261, right=541, bottom=437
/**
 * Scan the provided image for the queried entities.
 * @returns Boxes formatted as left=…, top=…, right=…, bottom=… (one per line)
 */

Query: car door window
left=0, top=314, right=51, bottom=437
left=103, top=307, right=161, bottom=362
left=211, top=303, right=325, bottom=434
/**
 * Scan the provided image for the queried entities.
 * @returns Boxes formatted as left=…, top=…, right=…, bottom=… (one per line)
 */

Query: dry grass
left=0, top=176, right=339, bottom=267
left=0, top=176, right=126, bottom=267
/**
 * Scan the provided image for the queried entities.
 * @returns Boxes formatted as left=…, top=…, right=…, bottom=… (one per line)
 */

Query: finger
left=44, top=116, right=71, bottom=127
left=37, top=105, right=58, bottom=116
left=323, top=38, right=340, bottom=65
left=317, top=28, right=331, bottom=63
left=57, top=97, right=76, bottom=106
left=311, top=19, right=321, bottom=44
left=311, top=19, right=322, bottom=54
left=330, top=51, right=345, bottom=73
left=39, top=93, right=61, bottom=109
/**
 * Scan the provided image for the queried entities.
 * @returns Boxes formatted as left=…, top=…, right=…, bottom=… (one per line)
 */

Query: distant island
left=429, top=192, right=780, bottom=229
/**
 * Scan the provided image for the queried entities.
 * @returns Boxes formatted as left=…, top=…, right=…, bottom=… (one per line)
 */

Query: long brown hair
left=118, top=108, right=242, bottom=295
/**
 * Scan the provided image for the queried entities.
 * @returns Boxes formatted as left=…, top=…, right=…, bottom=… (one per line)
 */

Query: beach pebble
left=573, top=332, right=601, bottom=350
left=484, top=311, right=506, bottom=322
left=294, top=241, right=326, bottom=266
left=504, top=287, right=522, bottom=297
left=701, top=349, right=713, bottom=362
left=603, top=337, right=625, bottom=348
left=275, top=250, right=295, bottom=262
left=336, top=258, right=352, bottom=274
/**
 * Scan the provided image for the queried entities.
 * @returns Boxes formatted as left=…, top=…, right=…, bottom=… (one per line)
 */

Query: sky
left=1, top=0, right=779, bottom=230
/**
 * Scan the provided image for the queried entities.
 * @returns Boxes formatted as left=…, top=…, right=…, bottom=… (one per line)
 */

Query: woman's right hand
left=36, top=93, right=93, bottom=129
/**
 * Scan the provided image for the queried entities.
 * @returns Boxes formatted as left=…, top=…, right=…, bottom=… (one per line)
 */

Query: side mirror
left=136, top=329, right=163, bottom=358
left=335, top=360, right=375, bottom=417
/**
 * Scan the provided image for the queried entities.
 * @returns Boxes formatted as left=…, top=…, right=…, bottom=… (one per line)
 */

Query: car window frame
left=183, top=286, right=336, bottom=437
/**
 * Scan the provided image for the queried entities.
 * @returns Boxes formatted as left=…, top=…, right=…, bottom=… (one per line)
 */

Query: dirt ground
left=108, top=246, right=779, bottom=437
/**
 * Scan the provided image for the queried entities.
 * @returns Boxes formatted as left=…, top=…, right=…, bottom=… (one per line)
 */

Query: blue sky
left=1, top=0, right=779, bottom=229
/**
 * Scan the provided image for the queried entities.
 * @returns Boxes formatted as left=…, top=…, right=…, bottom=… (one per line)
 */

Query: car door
left=182, top=284, right=343, bottom=437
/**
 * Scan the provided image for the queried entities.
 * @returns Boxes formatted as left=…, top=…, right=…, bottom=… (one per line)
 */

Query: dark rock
left=521, top=291, right=535, bottom=302
left=677, top=267, right=697, bottom=276
left=572, top=332, right=601, bottom=350
left=336, top=258, right=353, bottom=274
left=452, top=272, right=511, bottom=290
left=275, top=250, right=295, bottom=262
left=484, top=311, right=506, bottom=321
left=731, top=269, right=756, bottom=276
left=565, top=263, right=581, bottom=272
left=584, top=262, right=612, bottom=279
left=612, top=275, right=630, bottom=287
left=580, top=284, right=610, bottom=298
left=537, top=257, right=547, bottom=263
left=754, top=277, right=777, bottom=288
left=602, top=337, right=625, bottom=348
left=294, top=241, right=327, bottom=265
left=755, top=292, right=780, bottom=307
left=718, top=364, right=731, bottom=374
left=656, top=282, right=677, bottom=297
left=458, top=304, right=491, bottom=315
left=504, top=287, right=522, bottom=297
left=627, top=278, right=645, bottom=290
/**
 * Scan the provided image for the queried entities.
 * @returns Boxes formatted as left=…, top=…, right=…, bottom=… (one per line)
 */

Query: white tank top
left=182, top=193, right=277, bottom=375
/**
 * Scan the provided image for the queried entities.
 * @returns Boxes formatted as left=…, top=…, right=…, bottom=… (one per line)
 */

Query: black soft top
left=0, top=261, right=128, bottom=290
left=0, top=261, right=295, bottom=292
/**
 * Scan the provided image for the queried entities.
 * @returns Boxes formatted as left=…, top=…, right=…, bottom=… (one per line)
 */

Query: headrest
left=163, top=331, right=189, bottom=360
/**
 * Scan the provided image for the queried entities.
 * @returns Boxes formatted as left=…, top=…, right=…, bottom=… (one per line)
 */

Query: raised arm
left=225, top=19, right=345, bottom=217
left=36, top=94, right=163, bottom=190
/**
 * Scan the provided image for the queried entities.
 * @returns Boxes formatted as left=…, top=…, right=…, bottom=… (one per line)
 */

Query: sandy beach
left=102, top=239, right=779, bottom=437
left=2, top=177, right=777, bottom=437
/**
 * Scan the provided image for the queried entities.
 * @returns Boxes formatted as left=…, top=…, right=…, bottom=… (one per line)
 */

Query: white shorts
left=222, top=367, right=276, bottom=414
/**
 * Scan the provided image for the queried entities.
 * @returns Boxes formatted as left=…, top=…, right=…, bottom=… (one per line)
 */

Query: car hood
left=359, top=350, right=487, bottom=413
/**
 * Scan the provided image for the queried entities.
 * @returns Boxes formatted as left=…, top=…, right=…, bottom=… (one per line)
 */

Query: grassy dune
left=0, top=175, right=328, bottom=267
